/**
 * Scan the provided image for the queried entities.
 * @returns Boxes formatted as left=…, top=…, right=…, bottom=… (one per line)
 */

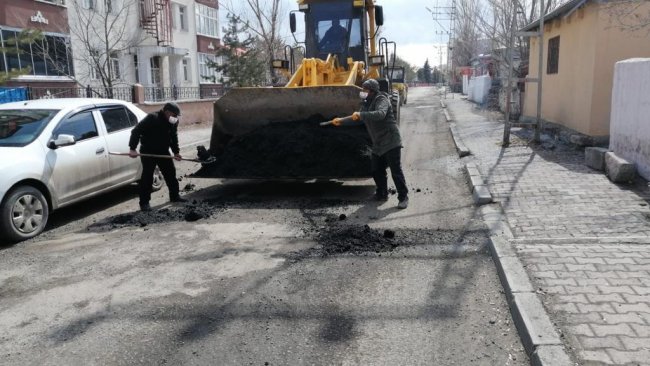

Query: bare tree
left=66, top=0, right=148, bottom=95
left=220, top=0, right=288, bottom=84
left=603, top=0, right=650, bottom=34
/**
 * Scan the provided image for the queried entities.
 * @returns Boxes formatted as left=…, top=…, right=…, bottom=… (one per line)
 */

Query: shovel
left=109, top=152, right=216, bottom=164
left=320, top=115, right=356, bottom=126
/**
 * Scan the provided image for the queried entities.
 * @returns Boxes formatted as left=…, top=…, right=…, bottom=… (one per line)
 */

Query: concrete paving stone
left=605, top=257, right=638, bottom=264
left=591, top=324, right=636, bottom=337
left=536, top=263, right=568, bottom=272
left=622, top=294, right=650, bottom=303
left=588, top=271, right=622, bottom=279
left=618, top=336, right=650, bottom=350
left=564, top=285, right=600, bottom=294
left=600, top=313, right=648, bottom=325
left=535, top=271, right=559, bottom=279
left=578, top=335, right=623, bottom=349
left=576, top=278, right=610, bottom=286
left=631, top=324, right=650, bottom=337
left=568, top=324, right=594, bottom=337
left=615, top=303, right=650, bottom=313
left=556, top=294, right=590, bottom=303
left=542, top=286, right=567, bottom=294
left=532, top=345, right=574, bottom=366
left=626, top=264, right=650, bottom=271
left=607, top=278, right=643, bottom=286
left=576, top=257, right=607, bottom=264
left=607, top=349, right=650, bottom=365
left=586, top=293, right=626, bottom=303
left=618, top=271, right=650, bottom=279
left=544, top=278, right=578, bottom=287
left=552, top=302, right=580, bottom=313
left=632, top=286, right=650, bottom=295
left=577, top=303, right=617, bottom=313
left=578, top=350, right=613, bottom=365
left=570, top=312, right=608, bottom=324
left=597, top=285, right=636, bottom=295
left=565, top=263, right=597, bottom=272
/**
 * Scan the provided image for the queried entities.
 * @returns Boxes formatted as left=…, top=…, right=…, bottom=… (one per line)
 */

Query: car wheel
left=0, top=186, right=50, bottom=243
left=151, top=167, right=164, bottom=192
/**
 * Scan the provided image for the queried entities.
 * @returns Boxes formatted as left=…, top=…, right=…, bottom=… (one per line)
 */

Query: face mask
left=359, top=91, right=369, bottom=99
left=168, top=116, right=178, bottom=124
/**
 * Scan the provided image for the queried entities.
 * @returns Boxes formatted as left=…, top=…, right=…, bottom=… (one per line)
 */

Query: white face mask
left=359, top=91, right=369, bottom=99
left=168, top=116, right=178, bottom=124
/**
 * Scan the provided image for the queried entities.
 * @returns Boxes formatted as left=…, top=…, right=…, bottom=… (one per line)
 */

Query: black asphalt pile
left=316, top=225, right=399, bottom=255
left=194, top=118, right=372, bottom=178
left=86, top=201, right=223, bottom=232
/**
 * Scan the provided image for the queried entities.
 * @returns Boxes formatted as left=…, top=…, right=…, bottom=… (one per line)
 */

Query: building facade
left=1, top=0, right=222, bottom=100
left=0, top=0, right=75, bottom=89
left=522, top=0, right=650, bottom=137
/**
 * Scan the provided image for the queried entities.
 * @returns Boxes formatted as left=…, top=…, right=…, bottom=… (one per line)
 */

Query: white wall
left=610, top=58, right=650, bottom=180
left=467, top=75, right=491, bottom=105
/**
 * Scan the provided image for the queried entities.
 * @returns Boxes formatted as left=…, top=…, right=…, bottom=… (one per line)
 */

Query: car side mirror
left=48, top=134, right=76, bottom=149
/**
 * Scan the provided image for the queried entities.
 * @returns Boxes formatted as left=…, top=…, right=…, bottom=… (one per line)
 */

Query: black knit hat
left=163, top=102, right=181, bottom=116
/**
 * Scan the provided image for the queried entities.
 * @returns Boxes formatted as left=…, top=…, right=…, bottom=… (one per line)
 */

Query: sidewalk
left=444, top=94, right=650, bottom=365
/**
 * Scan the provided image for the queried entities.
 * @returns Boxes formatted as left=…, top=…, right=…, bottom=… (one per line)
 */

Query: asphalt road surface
left=0, top=87, right=528, bottom=365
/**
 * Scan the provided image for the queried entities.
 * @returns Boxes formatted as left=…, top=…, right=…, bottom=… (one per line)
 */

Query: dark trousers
left=139, top=157, right=180, bottom=205
left=371, top=147, right=408, bottom=201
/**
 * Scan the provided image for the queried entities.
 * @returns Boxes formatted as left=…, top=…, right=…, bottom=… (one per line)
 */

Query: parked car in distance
left=0, top=98, right=164, bottom=243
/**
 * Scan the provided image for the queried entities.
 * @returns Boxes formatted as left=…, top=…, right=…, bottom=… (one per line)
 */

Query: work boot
left=140, top=203, right=152, bottom=212
left=170, top=196, right=187, bottom=203
left=373, top=193, right=389, bottom=201
left=397, top=198, right=409, bottom=209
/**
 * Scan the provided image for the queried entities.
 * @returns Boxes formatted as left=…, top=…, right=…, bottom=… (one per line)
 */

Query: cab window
left=54, top=111, right=98, bottom=141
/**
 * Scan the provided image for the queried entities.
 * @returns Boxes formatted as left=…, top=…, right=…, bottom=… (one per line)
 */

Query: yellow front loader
left=201, top=0, right=401, bottom=178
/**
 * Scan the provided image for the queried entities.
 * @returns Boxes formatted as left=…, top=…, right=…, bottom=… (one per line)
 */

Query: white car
left=0, top=98, right=163, bottom=243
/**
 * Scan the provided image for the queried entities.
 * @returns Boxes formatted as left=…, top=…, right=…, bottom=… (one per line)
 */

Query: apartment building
left=1, top=0, right=222, bottom=99
left=0, top=0, right=75, bottom=89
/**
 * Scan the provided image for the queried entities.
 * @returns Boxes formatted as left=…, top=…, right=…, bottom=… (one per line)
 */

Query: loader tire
left=390, top=91, right=401, bottom=126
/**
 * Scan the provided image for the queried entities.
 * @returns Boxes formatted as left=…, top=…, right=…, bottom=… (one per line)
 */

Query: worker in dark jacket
left=332, top=79, right=409, bottom=209
left=129, top=102, right=185, bottom=211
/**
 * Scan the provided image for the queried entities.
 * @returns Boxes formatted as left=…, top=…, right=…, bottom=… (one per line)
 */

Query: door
left=99, top=106, right=140, bottom=186
left=46, top=109, right=110, bottom=205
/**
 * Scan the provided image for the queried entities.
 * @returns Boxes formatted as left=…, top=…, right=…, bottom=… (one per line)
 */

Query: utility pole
left=426, top=0, right=457, bottom=89
left=504, top=0, right=546, bottom=145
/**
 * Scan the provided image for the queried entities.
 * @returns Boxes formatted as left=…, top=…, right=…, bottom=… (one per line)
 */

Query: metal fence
left=0, top=85, right=224, bottom=104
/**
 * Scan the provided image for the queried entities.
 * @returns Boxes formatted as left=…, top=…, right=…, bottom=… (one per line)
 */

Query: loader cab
left=299, top=1, right=366, bottom=66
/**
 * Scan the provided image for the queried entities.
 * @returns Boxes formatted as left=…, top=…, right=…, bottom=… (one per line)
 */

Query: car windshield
left=0, top=109, right=59, bottom=147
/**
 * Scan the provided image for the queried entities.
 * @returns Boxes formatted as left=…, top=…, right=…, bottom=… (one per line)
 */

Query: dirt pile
left=316, top=225, right=399, bottom=255
left=193, top=118, right=373, bottom=178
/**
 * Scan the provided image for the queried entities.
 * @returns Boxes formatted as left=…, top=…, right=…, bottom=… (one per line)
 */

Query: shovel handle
left=320, top=115, right=355, bottom=126
left=109, top=151, right=206, bottom=163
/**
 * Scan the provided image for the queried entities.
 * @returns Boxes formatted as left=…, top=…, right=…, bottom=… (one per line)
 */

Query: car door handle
left=96, top=147, right=105, bottom=154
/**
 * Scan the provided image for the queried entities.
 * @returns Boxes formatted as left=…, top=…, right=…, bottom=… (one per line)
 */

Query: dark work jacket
left=359, top=92, right=402, bottom=156
left=129, top=111, right=180, bottom=155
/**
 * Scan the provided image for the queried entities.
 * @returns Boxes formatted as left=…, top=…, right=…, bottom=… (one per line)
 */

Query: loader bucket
left=195, top=84, right=375, bottom=179
left=210, top=85, right=361, bottom=154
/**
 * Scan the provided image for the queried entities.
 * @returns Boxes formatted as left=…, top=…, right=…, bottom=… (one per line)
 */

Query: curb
left=449, top=124, right=471, bottom=157
left=463, top=163, right=492, bottom=205
left=480, top=205, right=573, bottom=366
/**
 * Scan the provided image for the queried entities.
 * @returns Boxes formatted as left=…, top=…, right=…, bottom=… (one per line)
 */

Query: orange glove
left=351, top=112, right=361, bottom=121
left=331, top=118, right=342, bottom=126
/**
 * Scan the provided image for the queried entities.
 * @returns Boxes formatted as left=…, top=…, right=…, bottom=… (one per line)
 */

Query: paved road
left=0, top=87, right=527, bottom=365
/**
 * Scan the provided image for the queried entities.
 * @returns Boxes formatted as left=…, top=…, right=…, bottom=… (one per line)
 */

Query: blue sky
left=219, top=0, right=451, bottom=69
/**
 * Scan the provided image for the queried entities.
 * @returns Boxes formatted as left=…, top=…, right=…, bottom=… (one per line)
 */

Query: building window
left=195, top=4, right=218, bottom=38
left=90, top=49, right=101, bottom=80
left=150, top=56, right=161, bottom=85
left=174, top=4, right=187, bottom=31
left=197, top=53, right=217, bottom=83
left=110, top=51, right=120, bottom=79
left=547, top=36, right=559, bottom=75
left=105, top=0, right=118, bottom=14
left=0, top=29, right=74, bottom=77
left=133, top=54, right=139, bottom=83
left=182, top=58, right=190, bottom=82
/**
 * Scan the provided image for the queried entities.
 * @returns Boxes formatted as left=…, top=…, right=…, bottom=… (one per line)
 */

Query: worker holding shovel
left=128, top=102, right=186, bottom=211
left=328, top=79, right=409, bottom=209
